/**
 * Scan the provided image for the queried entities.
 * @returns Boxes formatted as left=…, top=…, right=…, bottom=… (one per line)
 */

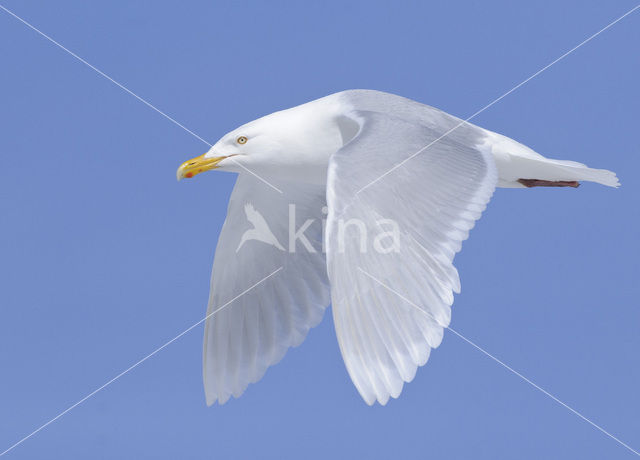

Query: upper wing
left=326, top=110, right=498, bottom=405
left=203, top=174, right=329, bottom=405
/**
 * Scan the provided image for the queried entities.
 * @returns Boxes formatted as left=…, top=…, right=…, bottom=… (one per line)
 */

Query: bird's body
left=178, top=90, right=618, bottom=405
left=195, top=90, right=618, bottom=189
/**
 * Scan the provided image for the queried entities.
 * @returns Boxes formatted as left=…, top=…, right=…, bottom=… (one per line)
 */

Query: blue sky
left=1, top=1, right=639, bottom=458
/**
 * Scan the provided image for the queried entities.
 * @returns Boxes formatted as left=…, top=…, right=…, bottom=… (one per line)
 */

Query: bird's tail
left=510, top=157, right=620, bottom=188
left=486, top=131, right=620, bottom=188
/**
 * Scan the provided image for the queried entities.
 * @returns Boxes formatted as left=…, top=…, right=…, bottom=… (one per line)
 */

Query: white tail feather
left=484, top=131, right=620, bottom=188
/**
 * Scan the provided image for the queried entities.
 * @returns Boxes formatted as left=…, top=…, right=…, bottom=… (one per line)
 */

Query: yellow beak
left=176, top=154, right=230, bottom=181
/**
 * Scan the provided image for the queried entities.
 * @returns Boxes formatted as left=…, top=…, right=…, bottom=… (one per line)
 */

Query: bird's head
left=176, top=118, right=282, bottom=181
left=177, top=97, right=350, bottom=184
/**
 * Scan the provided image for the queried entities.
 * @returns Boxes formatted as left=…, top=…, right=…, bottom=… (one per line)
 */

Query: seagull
left=177, top=90, right=619, bottom=406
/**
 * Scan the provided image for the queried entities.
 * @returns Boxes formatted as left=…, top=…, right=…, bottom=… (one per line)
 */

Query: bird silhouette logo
left=236, top=203, right=285, bottom=253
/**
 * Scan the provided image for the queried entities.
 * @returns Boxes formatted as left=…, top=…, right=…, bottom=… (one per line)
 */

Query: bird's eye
left=236, top=136, right=248, bottom=145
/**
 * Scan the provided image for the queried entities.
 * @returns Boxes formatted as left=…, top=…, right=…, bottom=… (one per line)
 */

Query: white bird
left=177, top=90, right=619, bottom=406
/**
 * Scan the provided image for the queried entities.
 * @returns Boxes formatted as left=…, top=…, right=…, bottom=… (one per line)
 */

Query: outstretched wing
left=326, top=110, right=498, bottom=405
left=203, top=174, right=329, bottom=404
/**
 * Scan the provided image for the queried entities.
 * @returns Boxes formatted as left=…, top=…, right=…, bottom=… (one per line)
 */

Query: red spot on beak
left=185, top=172, right=193, bottom=178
